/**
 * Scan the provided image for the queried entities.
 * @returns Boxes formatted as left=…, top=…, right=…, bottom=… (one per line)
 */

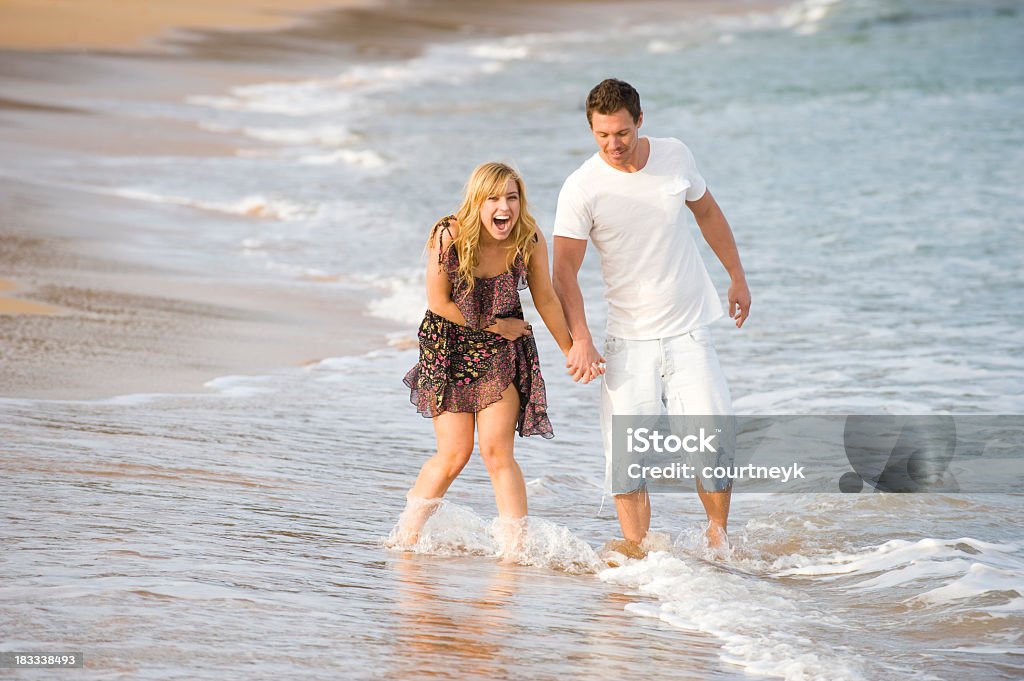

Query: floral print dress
left=404, top=216, right=553, bottom=439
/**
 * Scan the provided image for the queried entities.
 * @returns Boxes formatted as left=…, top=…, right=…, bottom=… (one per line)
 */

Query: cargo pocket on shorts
left=687, top=326, right=713, bottom=347
left=603, top=336, right=626, bottom=359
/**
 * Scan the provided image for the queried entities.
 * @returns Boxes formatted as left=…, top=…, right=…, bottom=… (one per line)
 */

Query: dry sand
left=0, top=0, right=380, bottom=51
left=0, top=0, right=782, bottom=53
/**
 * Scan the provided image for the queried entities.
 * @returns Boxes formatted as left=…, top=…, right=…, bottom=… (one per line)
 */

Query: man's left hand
left=728, top=279, right=751, bottom=328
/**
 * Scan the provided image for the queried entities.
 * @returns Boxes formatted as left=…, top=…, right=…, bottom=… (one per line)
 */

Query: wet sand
left=0, top=0, right=785, bottom=400
left=0, top=176, right=387, bottom=400
left=0, top=277, right=66, bottom=315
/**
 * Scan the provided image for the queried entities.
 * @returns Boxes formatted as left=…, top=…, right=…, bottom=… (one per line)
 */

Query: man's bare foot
left=705, top=523, right=730, bottom=551
left=600, top=538, right=648, bottom=566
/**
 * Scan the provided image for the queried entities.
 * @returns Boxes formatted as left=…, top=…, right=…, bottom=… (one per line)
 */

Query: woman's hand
left=486, top=318, right=533, bottom=341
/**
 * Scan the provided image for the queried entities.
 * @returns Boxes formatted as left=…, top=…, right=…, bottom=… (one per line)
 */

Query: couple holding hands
left=391, top=78, right=751, bottom=559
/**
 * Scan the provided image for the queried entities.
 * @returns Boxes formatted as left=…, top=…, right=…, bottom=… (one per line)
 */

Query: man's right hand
left=565, top=339, right=605, bottom=384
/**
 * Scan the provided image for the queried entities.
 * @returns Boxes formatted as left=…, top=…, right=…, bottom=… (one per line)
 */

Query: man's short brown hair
left=586, top=78, right=642, bottom=126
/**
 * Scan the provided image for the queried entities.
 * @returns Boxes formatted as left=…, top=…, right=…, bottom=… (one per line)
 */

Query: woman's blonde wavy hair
left=428, top=162, right=538, bottom=294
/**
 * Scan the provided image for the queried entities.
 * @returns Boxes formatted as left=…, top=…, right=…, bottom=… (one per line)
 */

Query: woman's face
left=478, top=178, right=520, bottom=242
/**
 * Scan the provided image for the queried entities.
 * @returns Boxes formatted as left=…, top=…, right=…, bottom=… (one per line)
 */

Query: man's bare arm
left=552, top=236, right=605, bottom=383
left=687, top=189, right=751, bottom=328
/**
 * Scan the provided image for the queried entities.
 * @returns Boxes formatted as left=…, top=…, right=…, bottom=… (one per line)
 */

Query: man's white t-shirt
left=553, top=136, right=724, bottom=340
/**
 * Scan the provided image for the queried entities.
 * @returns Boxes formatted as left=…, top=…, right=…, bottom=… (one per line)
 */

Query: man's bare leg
left=614, top=488, right=651, bottom=546
left=696, top=480, right=732, bottom=549
left=599, top=489, right=651, bottom=563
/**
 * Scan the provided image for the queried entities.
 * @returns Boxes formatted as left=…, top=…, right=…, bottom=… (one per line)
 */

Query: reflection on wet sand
left=384, top=550, right=740, bottom=681
left=389, top=554, right=519, bottom=679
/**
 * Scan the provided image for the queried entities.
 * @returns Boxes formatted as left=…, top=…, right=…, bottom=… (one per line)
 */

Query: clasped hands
left=565, top=338, right=605, bottom=384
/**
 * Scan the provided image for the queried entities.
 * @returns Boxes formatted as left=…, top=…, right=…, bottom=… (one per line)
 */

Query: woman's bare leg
left=476, top=384, right=526, bottom=555
left=391, top=411, right=475, bottom=546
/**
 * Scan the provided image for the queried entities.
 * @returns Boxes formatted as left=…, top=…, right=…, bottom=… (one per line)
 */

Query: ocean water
left=3, top=0, right=1024, bottom=678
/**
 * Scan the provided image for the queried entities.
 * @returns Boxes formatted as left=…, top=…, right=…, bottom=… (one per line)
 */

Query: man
left=552, top=78, right=750, bottom=555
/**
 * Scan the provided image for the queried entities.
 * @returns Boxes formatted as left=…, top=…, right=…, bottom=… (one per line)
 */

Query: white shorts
left=600, top=326, right=734, bottom=495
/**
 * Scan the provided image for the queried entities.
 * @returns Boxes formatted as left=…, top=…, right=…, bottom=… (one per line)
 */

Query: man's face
left=590, top=108, right=643, bottom=168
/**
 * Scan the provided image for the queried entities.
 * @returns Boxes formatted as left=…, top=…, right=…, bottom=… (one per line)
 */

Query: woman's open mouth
left=493, top=215, right=511, bottom=232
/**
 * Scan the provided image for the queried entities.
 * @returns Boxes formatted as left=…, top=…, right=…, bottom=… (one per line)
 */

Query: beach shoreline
left=0, top=0, right=785, bottom=53
left=0, top=0, right=788, bottom=401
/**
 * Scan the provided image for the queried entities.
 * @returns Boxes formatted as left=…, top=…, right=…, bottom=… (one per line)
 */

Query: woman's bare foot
left=386, top=493, right=441, bottom=549
left=494, top=515, right=527, bottom=561
left=385, top=533, right=418, bottom=549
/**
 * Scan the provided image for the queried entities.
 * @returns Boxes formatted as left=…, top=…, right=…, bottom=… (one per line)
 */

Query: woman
left=390, top=162, right=573, bottom=554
